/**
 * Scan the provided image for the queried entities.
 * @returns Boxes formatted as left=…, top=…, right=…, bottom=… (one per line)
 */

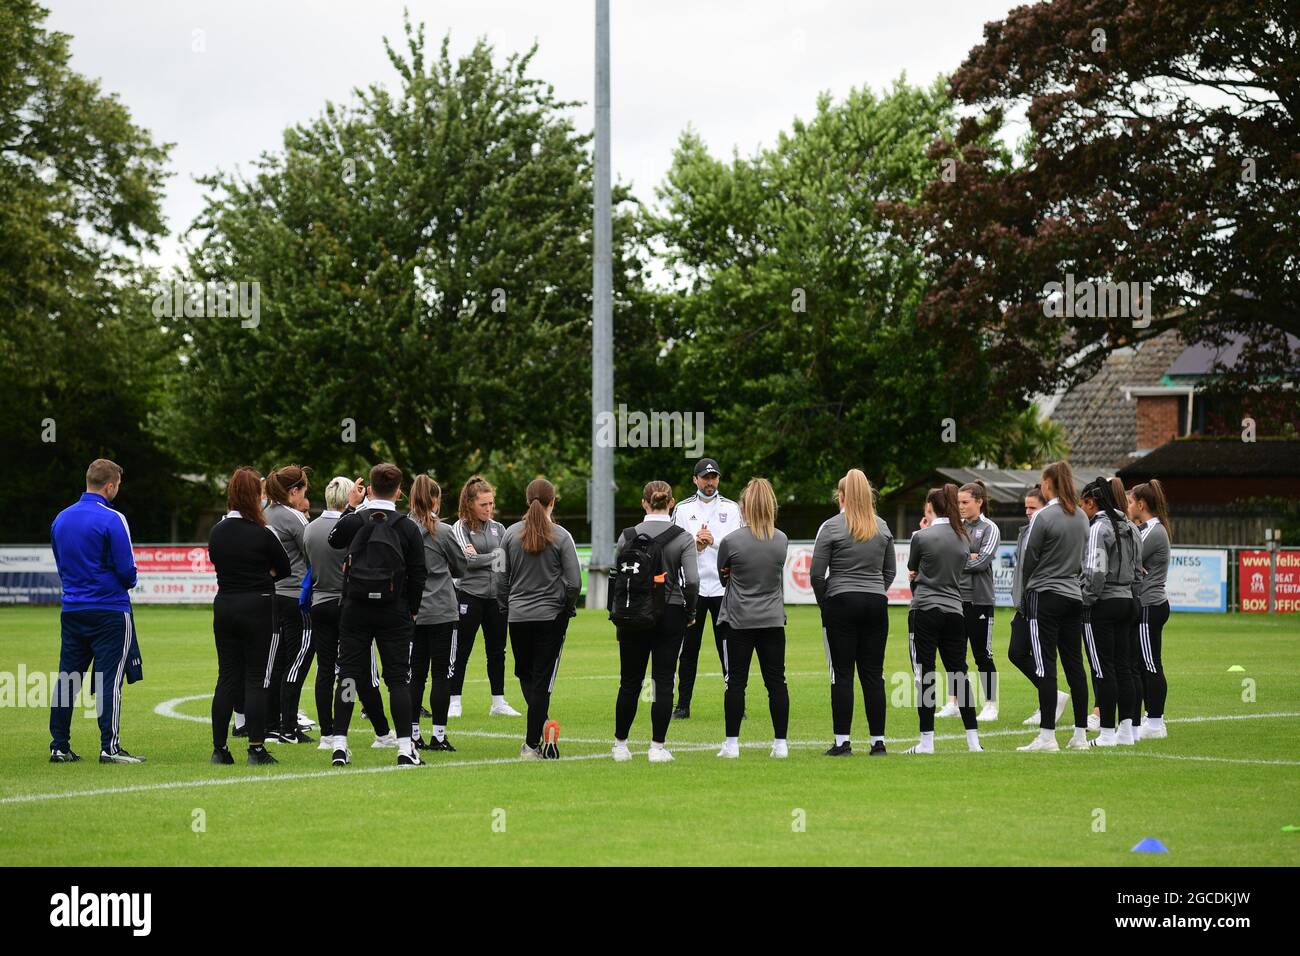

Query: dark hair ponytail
left=1082, top=477, right=1123, bottom=542
left=926, top=483, right=968, bottom=541
left=1132, top=479, right=1172, bottom=540
left=960, top=479, right=988, bottom=516
left=521, top=478, right=557, bottom=554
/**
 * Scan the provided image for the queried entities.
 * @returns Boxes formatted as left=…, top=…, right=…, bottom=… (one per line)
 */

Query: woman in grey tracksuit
left=1078, top=478, right=1140, bottom=746
left=715, top=478, right=789, bottom=759
left=497, top=478, right=582, bottom=759
left=610, top=481, right=699, bottom=762
left=1129, top=479, right=1173, bottom=738
left=408, top=475, right=468, bottom=752
left=957, top=481, right=1001, bottom=719
left=905, top=484, right=982, bottom=754
left=264, top=465, right=314, bottom=742
left=1016, top=461, right=1091, bottom=751
left=450, top=476, right=518, bottom=717
left=811, top=469, right=894, bottom=756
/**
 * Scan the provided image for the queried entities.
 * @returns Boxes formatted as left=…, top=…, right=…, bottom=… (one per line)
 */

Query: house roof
left=1117, top=437, right=1300, bottom=480
left=1165, top=332, right=1300, bottom=379
left=1049, top=330, right=1187, bottom=470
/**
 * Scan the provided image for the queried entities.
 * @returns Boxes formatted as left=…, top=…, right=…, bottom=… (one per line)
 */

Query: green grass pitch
left=1, top=605, right=1297, bottom=866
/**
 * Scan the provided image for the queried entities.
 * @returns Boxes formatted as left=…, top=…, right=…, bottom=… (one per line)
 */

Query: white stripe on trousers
left=721, top=639, right=730, bottom=687
left=1028, top=591, right=1044, bottom=678
left=546, top=637, right=565, bottom=693
left=110, top=612, right=131, bottom=752
left=286, top=609, right=313, bottom=683
left=822, top=627, right=835, bottom=684
left=1140, top=606, right=1157, bottom=672
left=262, top=598, right=279, bottom=689
left=369, top=643, right=380, bottom=688
left=447, top=627, right=458, bottom=680
left=1084, top=619, right=1102, bottom=678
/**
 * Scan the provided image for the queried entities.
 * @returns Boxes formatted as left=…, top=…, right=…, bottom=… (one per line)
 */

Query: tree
left=890, top=0, right=1299, bottom=410
left=156, top=18, right=656, bottom=508
left=974, top=402, right=1071, bottom=469
left=647, top=79, right=1016, bottom=500
left=0, top=0, right=188, bottom=541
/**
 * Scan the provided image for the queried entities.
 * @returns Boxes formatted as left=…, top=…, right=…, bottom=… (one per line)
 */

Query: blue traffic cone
left=1131, top=837, right=1169, bottom=853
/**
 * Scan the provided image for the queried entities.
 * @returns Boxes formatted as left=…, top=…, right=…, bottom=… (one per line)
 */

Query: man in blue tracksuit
left=49, top=459, right=145, bottom=763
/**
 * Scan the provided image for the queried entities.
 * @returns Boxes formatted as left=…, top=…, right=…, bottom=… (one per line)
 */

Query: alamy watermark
left=1041, top=273, right=1152, bottom=327
left=594, top=404, right=704, bottom=458
left=152, top=280, right=261, bottom=329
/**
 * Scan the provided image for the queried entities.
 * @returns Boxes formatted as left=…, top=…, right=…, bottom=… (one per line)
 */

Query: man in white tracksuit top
left=671, top=458, right=744, bottom=719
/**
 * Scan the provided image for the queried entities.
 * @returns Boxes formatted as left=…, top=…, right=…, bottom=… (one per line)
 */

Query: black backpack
left=343, top=510, right=408, bottom=605
left=608, top=524, right=686, bottom=631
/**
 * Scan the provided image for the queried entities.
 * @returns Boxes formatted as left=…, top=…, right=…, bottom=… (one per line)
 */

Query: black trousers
left=510, top=615, right=569, bottom=748
left=720, top=622, right=789, bottom=739
left=821, top=591, right=888, bottom=737
left=615, top=605, right=686, bottom=743
left=961, top=602, right=997, bottom=703
left=675, top=594, right=723, bottom=708
left=266, top=594, right=313, bottom=734
left=1084, top=597, right=1133, bottom=730
left=411, top=621, right=457, bottom=727
left=1014, top=590, right=1088, bottom=731
left=452, top=590, right=508, bottom=697
left=332, top=603, right=413, bottom=741
left=1134, top=600, right=1170, bottom=718
left=313, top=599, right=388, bottom=737
left=910, top=607, right=976, bottom=732
left=211, top=591, right=276, bottom=748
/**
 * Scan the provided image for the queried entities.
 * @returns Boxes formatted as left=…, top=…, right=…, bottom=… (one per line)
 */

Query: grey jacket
left=417, top=521, right=469, bottom=625
left=960, top=514, right=1000, bottom=606
left=1021, top=499, right=1089, bottom=603
left=1123, top=517, right=1144, bottom=600
left=907, top=519, right=968, bottom=615
left=450, top=518, right=506, bottom=599
left=1079, top=512, right=1140, bottom=607
left=810, top=512, right=894, bottom=603
left=717, top=527, right=788, bottom=629
left=1137, top=518, right=1170, bottom=606
left=1011, top=524, right=1030, bottom=612
left=303, top=510, right=346, bottom=606
left=497, top=521, right=582, bottom=623
left=265, top=503, right=309, bottom=596
left=615, top=515, right=700, bottom=617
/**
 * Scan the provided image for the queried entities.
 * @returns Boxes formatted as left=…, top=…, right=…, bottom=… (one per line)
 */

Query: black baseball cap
left=693, top=458, right=721, bottom=478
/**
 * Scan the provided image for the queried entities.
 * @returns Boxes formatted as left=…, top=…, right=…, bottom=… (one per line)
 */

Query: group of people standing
left=206, top=464, right=551, bottom=766
left=45, top=454, right=1172, bottom=767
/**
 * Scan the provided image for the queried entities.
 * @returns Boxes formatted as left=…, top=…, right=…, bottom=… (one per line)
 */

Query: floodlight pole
left=587, top=0, right=614, bottom=609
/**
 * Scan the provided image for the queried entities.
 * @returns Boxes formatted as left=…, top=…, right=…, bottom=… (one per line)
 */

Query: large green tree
left=0, top=0, right=188, bottom=542
left=891, top=0, right=1299, bottom=409
left=158, top=20, right=656, bottom=509
left=647, top=79, right=1015, bottom=500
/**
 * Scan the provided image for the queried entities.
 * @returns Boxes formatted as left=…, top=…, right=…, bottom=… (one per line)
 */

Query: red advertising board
left=1238, top=549, right=1300, bottom=613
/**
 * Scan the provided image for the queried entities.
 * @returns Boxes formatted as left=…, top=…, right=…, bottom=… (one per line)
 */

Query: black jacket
left=328, top=504, right=427, bottom=616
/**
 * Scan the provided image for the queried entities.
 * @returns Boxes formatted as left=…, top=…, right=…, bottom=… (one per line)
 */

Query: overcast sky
left=46, top=0, right=1024, bottom=270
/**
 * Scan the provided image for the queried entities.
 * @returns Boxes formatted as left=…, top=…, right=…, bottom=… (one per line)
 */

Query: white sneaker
left=611, top=741, right=632, bottom=762
left=1017, top=736, right=1060, bottom=752
left=1022, top=709, right=1041, bottom=726
left=935, top=701, right=960, bottom=718
left=489, top=700, right=522, bottom=717
left=716, top=742, right=740, bottom=759
left=977, top=702, right=999, bottom=722
left=902, top=741, right=934, bottom=755
left=297, top=710, right=315, bottom=730
left=647, top=746, right=674, bottom=763
left=448, top=698, right=463, bottom=718
left=1054, top=691, right=1070, bottom=721
left=1116, top=726, right=1137, bottom=745
left=770, top=741, right=789, bottom=759
left=1142, top=721, right=1168, bottom=739
left=520, top=743, right=541, bottom=760
left=372, top=731, right=398, bottom=749
left=316, top=734, right=336, bottom=751
left=1087, top=713, right=1100, bottom=731
left=1066, top=734, right=1090, bottom=750
left=1089, top=735, right=1117, bottom=747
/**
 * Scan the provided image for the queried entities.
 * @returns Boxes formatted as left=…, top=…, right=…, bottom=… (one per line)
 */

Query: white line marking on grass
left=6, top=702, right=1279, bottom=807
